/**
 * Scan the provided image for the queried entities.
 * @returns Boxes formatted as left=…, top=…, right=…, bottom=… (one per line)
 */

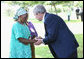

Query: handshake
left=31, top=36, right=43, bottom=45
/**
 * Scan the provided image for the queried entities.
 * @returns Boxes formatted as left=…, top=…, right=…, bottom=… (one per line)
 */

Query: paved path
left=33, top=22, right=83, bottom=37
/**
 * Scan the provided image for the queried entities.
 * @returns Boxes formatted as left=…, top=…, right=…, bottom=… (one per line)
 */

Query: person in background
left=75, top=7, right=80, bottom=19
left=9, top=7, right=37, bottom=58
left=67, top=8, right=71, bottom=21
left=26, top=21, right=38, bottom=58
left=79, top=8, right=83, bottom=22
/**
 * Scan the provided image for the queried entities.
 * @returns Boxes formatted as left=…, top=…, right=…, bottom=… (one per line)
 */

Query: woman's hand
left=28, top=39, right=38, bottom=43
left=21, top=39, right=38, bottom=45
left=34, top=38, right=43, bottom=45
left=18, top=38, right=38, bottom=45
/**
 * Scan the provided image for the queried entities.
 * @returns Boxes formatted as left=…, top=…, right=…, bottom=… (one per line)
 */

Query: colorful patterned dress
left=10, top=22, right=32, bottom=58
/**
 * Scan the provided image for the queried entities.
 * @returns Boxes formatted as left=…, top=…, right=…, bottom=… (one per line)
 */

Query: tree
left=4, top=1, right=45, bottom=7
left=74, top=1, right=83, bottom=8
left=4, top=1, right=83, bottom=14
left=44, top=1, right=74, bottom=14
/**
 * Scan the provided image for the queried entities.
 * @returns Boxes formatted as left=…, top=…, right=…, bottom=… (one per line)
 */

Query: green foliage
left=74, top=1, right=83, bottom=8
left=4, top=1, right=83, bottom=8
left=4, top=1, right=45, bottom=7
left=75, top=34, right=83, bottom=58
left=3, top=1, right=83, bottom=16
left=56, top=8, right=61, bottom=13
left=4, top=7, right=14, bottom=17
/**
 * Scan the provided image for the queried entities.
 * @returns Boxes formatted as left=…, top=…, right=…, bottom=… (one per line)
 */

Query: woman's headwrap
left=13, top=7, right=28, bottom=20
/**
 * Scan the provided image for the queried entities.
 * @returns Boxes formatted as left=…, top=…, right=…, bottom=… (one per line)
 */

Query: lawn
left=64, top=20, right=82, bottom=23
left=29, top=18, right=82, bottom=23
left=35, top=34, right=83, bottom=58
left=75, top=34, right=83, bottom=58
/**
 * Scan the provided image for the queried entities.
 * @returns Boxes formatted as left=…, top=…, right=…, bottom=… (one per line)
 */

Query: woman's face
left=19, top=13, right=28, bottom=23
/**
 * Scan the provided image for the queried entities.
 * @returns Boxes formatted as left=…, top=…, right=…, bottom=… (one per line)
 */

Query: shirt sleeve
left=13, top=24, right=23, bottom=39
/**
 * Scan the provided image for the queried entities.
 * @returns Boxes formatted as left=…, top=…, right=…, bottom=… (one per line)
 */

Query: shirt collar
left=42, top=13, right=46, bottom=23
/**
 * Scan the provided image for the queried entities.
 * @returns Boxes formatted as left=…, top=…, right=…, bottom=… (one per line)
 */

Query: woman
left=26, top=21, right=38, bottom=58
left=9, top=7, right=37, bottom=58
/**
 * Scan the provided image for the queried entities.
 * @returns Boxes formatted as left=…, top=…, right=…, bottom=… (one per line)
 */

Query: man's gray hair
left=33, top=5, right=46, bottom=15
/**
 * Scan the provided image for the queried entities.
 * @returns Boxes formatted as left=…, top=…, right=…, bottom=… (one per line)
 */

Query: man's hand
left=34, top=38, right=43, bottom=45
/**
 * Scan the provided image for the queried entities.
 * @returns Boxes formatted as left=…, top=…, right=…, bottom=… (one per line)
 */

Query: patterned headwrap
left=13, top=7, right=28, bottom=20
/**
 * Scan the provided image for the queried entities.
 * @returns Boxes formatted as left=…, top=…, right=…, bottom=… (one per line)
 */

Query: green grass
left=11, top=18, right=82, bottom=23
left=35, top=45, right=53, bottom=58
left=29, top=18, right=43, bottom=23
left=29, top=18, right=82, bottom=23
left=75, top=34, right=83, bottom=58
left=64, top=19, right=82, bottom=23
left=35, top=34, right=83, bottom=58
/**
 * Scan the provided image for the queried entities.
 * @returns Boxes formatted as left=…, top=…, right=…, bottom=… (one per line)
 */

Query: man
left=67, top=8, right=71, bottom=21
left=33, top=5, right=79, bottom=58
left=79, top=8, right=83, bottom=22
left=76, top=7, right=80, bottom=19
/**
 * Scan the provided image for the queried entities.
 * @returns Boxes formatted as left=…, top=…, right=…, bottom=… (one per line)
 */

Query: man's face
left=34, top=13, right=43, bottom=21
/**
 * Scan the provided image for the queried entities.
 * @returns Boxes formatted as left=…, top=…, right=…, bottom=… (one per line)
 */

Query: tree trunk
left=53, top=5, right=57, bottom=14
left=51, top=5, right=52, bottom=11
